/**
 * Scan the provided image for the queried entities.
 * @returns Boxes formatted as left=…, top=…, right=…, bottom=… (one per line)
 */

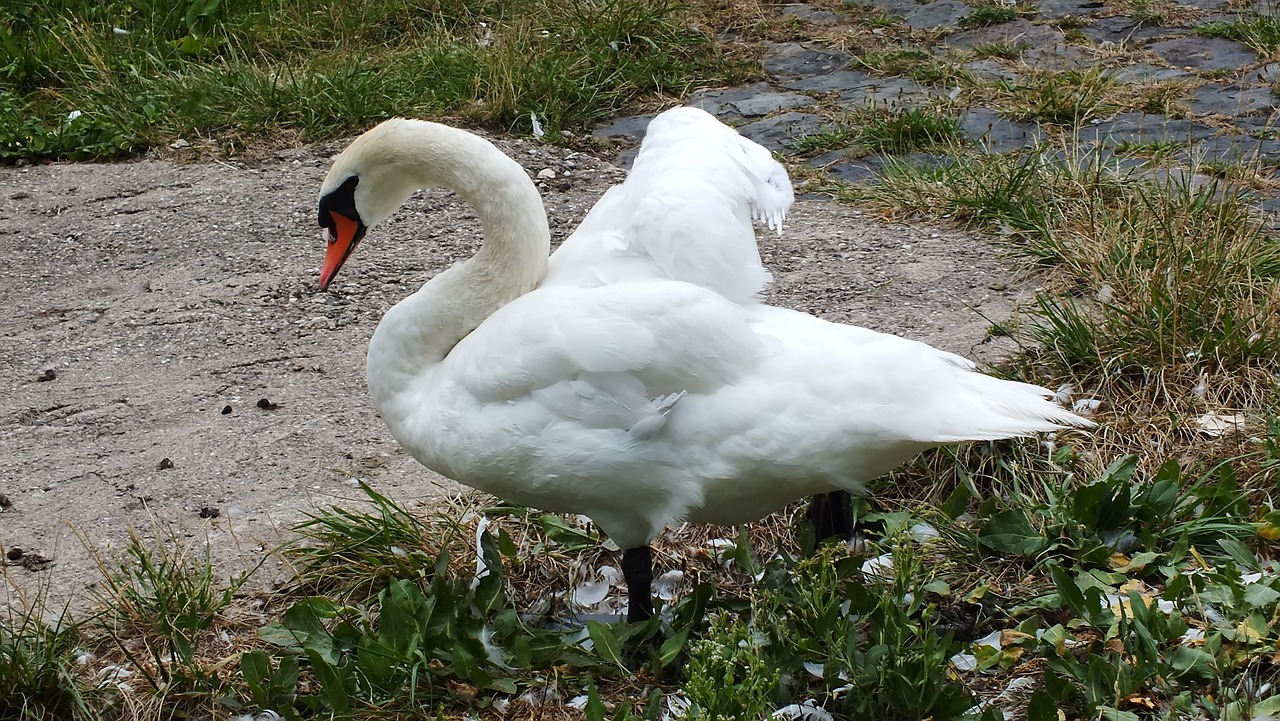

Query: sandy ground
left=0, top=131, right=1032, bottom=608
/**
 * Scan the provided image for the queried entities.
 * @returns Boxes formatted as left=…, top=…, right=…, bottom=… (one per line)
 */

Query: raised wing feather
left=544, top=107, right=793, bottom=304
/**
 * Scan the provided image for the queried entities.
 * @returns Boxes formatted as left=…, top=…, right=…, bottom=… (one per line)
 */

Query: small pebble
left=37, top=369, right=56, bottom=382
left=0, top=494, right=10, bottom=509
left=199, top=507, right=221, bottom=519
left=221, top=405, right=232, bottom=415
left=158, top=458, right=174, bottom=470
left=256, top=398, right=278, bottom=410
left=6, top=547, right=23, bottom=561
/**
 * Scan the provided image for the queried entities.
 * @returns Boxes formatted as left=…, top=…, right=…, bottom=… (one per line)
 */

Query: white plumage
left=316, top=107, right=1092, bottom=616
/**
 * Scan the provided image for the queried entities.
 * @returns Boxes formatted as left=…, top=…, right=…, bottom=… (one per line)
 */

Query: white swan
left=316, top=107, right=1093, bottom=622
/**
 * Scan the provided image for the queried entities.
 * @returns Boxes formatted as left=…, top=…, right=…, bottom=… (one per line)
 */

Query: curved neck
left=360, top=121, right=551, bottom=409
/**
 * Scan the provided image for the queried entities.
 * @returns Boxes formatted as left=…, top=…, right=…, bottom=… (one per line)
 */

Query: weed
left=1000, top=69, right=1116, bottom=124
left=88, top=529, right=253, bottom=713
left=1113, top=138, right=1181, bottom=159
left=858, top=106, right=964, bottom=153
left=790, top=127, right=859, bottom=156
left=1198, top=16, right=1280, bottom=53
left=856, top=49, right=955, bottom=84
left=962, top=6, right=1018, bottom=28
left=969, top=42, right=1023, bottom=60
left=0, top=582, right=103, bottom=721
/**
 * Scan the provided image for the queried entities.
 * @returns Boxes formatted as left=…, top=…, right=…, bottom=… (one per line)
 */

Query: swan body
left=317, top=107, right=1092, bottom=617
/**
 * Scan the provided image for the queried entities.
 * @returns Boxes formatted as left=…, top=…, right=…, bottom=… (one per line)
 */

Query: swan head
left=317, top=118, right=436, bottom=289
left=317, top=174, right=366, bottom=289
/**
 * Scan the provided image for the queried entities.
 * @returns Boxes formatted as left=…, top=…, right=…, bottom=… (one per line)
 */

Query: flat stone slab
left=784, top=69, right=878, bottom=92
left=868, top=0, right=973, bottom=28
left=1079, top=113, right=1217, bottom=145
left=1188, top=82, right=1276, bottom=116
left=1080, top=16, right=1186, bottom=44
left=737, top=112, right=839, bottom=151
left=944, top=19, right=1066, bottom=50
left=1182, top=135, right=1280, bottom=166
left=763, top=42, right=850, bottom=79
left=960, top=108, right=1044, bottom=153
left=781, top=3, right=840, bottom=24
left=1037, top=0, right=1106, bottom=19
left=824, top=152, right=952, bottom=182
left=964, top=59, right=1022, bottom=81
left=825, top=155, right=888, bottom=183
left=689, top=82, right=816, bottom=119
left=1148, top=36, right=1258, bottom=72
left=1023, top=43, right=1094, bottom=70
left=1254, top=63, right=1280, bottom=84
left=592, top=114, right=654, bottom=141
left=835, top=77, right=943, bottom=109
left=1107, top=63, right=1193, bottom=83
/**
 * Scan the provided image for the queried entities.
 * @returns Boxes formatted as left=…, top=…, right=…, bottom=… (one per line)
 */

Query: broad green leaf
left=942, top=483, right=971, bottom=520
left=1050, top=564, right=1088, bottom=616
left=305, top=648, right=350, bottom=712
left=1169, top=646, right=1215, bottom=681
left=585, top=681, right=607, bottom=721
left=1026, top=689, right=1060, bottom=721
left=1219, top=538, right=1260, bottom=570
left=1244, top=582, right=1280, bottom=608
left=587, top=620, right=626, bottom=669
left=978, top=509, right=1049, bottom=556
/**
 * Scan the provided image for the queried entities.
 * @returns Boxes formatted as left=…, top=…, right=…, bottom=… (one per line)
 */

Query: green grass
left=859, top=107, right=965, bottom=154
left=0, top=0, right=745, bottom=161
left=855, top=48, right=956, bottom=85
left=995, top=68, right=1116, bottom=125
left=0, top=594, right=101, bottom=721
left=961, top=5, right=1018, bottom=28
left=1198, top=15, right=1280, bottom=54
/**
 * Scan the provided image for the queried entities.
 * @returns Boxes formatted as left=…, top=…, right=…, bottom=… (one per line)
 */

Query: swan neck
left=367, top=122, right=551, bottom=402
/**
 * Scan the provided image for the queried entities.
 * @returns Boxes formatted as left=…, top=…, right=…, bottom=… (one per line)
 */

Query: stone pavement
left=595, top=0, right=1279, bottom=211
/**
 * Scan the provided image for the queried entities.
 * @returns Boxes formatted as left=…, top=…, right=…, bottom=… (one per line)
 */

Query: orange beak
left=319, top=211, right=364, bottom=290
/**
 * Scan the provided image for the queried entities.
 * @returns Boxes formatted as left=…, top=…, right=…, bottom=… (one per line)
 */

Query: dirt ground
left=0, top=130, right=1034, bottom=609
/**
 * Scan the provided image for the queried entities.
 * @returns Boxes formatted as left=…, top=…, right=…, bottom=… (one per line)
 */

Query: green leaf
left=1244, top=582, right=1280, bottom=608
left=585, top=681, right=607, bottom=721
left=658, top=628, right=689, bottom=666
left=978, top=509, right=1049, bottom=556
left=488, top=677, right=518, bottom=694
left=305, top=648, right=350, bottom=712
left=1100, top=454, right=1139, bottom=484
left=587, top=620, right=626, bottom=669
left=1026, top=689, right=1059, bottom=721
left=942, top=483, right=971, bottom=519
left=1218, top=538, right=1259, bottom=570
left=1169, top=646, right=1214, bottom=681
left=1050, top=564, right=1088, bottom=616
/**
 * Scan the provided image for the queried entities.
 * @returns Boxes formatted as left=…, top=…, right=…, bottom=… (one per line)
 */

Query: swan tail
left=929, top=372, right=1096, bottom=443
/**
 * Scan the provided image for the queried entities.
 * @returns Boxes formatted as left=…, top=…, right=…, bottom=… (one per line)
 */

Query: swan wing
left=544, top=107, right=793, bottom=304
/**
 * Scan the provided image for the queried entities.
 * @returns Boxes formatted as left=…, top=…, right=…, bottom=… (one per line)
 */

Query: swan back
left=545, top=107, right=793, bottom=304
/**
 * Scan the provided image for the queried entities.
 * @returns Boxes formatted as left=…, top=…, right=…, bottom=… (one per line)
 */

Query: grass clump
left=857, top=48, right=957, bottom=84
left=0, top=0, right=745, bottom=161
left=0, top=595, right=102, bottom=721
left=996, top=68, right=1116, bottom=125
left=87, top=529, right=255, bottom=716
left=961, top=5, right=1019, bottom=28
left=859, top=106, right=964, bottom=154
left=1198, top=16, right=1280, bottom=53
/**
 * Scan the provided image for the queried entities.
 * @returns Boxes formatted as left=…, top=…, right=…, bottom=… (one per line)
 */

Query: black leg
left=622, top=546, right=655, bottom=623
left=807, top=490, right=854, bottom=542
